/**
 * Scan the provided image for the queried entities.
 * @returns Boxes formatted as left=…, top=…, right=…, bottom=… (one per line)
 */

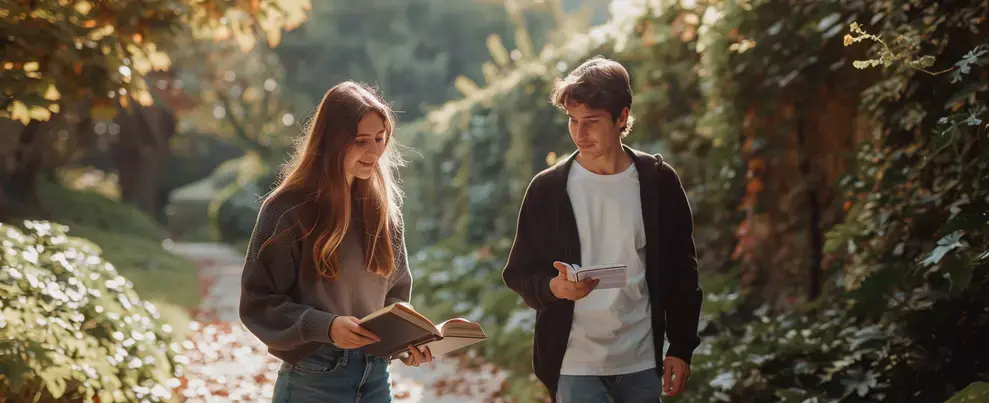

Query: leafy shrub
left=65, top=224, right=201, bottom=336
left=675, top=277, right=989, bottom=403
left=408, top=239, right=547, bottom=401
left=7, top=181, right=202, bottom=335
left=172, top=153, right=277, bottom=244
left=0, top=221, right=182, bottom=402
left=212, top=170, right=277, bottom=242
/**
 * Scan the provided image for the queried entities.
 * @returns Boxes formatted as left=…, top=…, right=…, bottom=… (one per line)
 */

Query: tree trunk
left=1, top=121, right=45, bottom=219
left=111, top=104, right=176, bottom=220
left=795, top=99, right=823, bottom=301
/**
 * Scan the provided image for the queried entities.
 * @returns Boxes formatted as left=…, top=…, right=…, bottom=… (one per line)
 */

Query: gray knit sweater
left=239, top=192, right=412, bottom=364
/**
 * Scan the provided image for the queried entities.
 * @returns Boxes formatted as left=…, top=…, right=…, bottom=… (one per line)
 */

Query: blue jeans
left=272, top=344, right=391, bottom=403
left=557, top=368, right=663, bottom=403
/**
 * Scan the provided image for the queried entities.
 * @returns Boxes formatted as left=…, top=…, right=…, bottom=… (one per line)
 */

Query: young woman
left=239, top=81, right=431, bottom=403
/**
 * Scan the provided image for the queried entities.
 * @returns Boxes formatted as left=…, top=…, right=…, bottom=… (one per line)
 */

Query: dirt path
left=166, top=242, right=509, bottom=402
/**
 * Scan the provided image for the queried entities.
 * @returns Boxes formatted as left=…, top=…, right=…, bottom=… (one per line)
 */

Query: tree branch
left=217, top=91, right=271, bottom=159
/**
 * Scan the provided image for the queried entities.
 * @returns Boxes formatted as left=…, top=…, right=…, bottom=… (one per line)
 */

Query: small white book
left=560, top=262, right=628, bottom=290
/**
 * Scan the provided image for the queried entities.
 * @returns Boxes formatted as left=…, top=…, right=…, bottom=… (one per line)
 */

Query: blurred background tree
left=0, top=0, right=310, bottom=212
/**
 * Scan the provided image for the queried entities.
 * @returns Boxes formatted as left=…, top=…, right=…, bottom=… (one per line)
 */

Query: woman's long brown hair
left=263, top=81, right=404, bottom=280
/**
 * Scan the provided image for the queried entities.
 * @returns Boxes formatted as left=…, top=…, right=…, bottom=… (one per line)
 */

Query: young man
left=502, top=56, right=703, bottom=402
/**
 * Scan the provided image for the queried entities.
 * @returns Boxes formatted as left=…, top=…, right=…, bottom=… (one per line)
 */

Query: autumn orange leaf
left=746, top=178, right=764, bottom=194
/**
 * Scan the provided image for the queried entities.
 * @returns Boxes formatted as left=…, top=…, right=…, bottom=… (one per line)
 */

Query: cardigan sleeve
left=502, top=177, right=560, bottom=312
left=660, top=164, right=703, bottom=365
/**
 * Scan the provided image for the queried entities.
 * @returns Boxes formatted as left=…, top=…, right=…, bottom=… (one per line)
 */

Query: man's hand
left=662, top=356, right=690, bottom=397
left=400, top=344, right=433, bottom=367
left=549, top=261, right=599, bottom=300
left=329, top=316, right=380, bottom=348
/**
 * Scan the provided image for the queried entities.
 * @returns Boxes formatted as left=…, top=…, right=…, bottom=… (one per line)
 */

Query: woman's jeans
left=272, top=343, right=392, bottom=403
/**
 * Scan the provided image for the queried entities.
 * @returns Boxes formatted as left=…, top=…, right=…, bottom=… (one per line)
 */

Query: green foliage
left=679, top=0, right=989, bottom=400
left=160, top=133, right=246, bottom=205
left=674, top=276, right=989, bottom=402
left=827, top=14, right=989, bottom=313
left=205, top=154, right=278, bottom=243
left=66, top=225, right=201, bottom=318
left=274, top=0, right=556, bottom=122
left=192, top=1, right=561, bottom=245
left=33, top=180, right=164, bottom=241
left=408, top=243, right=543, bottom=399
left=11, top=181, right=200, bottom=336
left=409, top=240, right=535, bottom=374
left=165, top=150, right=276, bottom=244
left=173, top=36, right=298, bottom=161
left=0, top=221, right=182, bottom=402
left=0, top=0, right=310, bottom=124
left=680, top=303, right=898, bottom=402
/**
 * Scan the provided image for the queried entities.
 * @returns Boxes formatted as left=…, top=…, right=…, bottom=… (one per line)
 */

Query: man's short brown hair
left=549, top=56, right=635, bottom=137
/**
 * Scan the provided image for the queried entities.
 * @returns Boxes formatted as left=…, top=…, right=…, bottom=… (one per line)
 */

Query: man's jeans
left=272, top=343, right=392, bottom=403
left=557, top=367, right=663, bottom=403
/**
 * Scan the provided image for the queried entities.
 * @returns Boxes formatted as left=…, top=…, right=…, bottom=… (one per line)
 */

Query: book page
left=436, top=318, right=487, bottom=339
left=424, top=334, right=487, bottom=357
left=576, top=264, right=627, bottom=289
left=392, top=303, right=440, bottom=334
left=563, top=262, right=580, bottom=282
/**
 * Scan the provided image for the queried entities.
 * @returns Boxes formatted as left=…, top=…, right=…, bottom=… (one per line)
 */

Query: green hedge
left=0, top=221, right=182, bottom=402
left=34, top=179, right=165, bottom=241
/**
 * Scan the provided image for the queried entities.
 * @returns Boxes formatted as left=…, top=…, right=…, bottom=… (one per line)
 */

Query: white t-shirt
left=559, top=160, right=656, bottom=376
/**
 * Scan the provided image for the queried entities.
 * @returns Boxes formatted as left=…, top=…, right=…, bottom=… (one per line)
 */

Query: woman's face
left=344, top=112, right=388, bottom=185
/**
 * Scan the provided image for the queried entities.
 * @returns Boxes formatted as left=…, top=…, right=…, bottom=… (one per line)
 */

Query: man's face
left=565, top=101, right=627, bottom=158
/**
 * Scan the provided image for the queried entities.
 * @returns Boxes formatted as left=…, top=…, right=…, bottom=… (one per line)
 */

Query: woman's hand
left=329, top=316, right=380, bottom=348
left=399, top=344, right=433, bottom=367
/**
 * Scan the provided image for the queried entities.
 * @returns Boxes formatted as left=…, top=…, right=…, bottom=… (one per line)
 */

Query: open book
left=560, top=262, right=628, bottom=290
left=358, top=302, right=488, bottom=360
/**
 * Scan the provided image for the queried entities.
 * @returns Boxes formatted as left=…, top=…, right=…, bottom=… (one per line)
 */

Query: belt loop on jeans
left=339, top=348, right=350, bottom=367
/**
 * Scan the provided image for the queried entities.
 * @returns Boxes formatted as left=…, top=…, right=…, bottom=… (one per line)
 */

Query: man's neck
left=576, top=145, right=632, bottom=175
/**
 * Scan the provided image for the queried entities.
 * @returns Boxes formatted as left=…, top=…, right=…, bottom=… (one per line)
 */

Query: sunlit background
left=2, top=0, right=988, bottom=402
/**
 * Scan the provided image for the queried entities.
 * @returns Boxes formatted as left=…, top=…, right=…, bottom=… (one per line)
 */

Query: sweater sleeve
left=502, top=177, right=560, bottom=312
left=661, top=165, right=703, bottom=365
left=385, top=221, right=413, bottom=306
left=239, top=197, right=336, bottom=350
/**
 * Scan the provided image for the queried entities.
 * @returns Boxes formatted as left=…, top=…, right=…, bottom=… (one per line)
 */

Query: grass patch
left=34, top=179, right=165, bottom=240
left=65, top=224, right=200, bottom=339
